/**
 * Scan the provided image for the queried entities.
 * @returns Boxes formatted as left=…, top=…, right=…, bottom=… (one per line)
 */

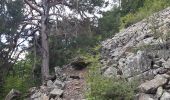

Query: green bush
left=82, top=46, right=136, bottom=100
left=0, top=60, right=36, bottom=99
left=120, top=0, right=170, bottom=28
left=87, top=74, right=136, bottom=100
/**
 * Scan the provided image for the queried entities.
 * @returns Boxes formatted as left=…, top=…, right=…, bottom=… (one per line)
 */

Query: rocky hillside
left=101, top=7, right=170, bottom=99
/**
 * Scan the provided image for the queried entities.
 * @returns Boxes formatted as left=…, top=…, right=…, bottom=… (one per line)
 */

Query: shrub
left=83, top=46, right=136, bottom=100
left=0, top=60, right=36, bottom=99
left=120, top=0, right=170, bottom=28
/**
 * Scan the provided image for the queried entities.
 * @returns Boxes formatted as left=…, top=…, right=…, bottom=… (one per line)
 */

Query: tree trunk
left=40, top=0, right=50, bottom=83
left=41, top=16, right=49, bottom=82
left=41, top=5, right=50, bottom=82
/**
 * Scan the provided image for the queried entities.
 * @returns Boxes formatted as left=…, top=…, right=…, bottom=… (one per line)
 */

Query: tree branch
left=24, top=0, right=43, bottom=15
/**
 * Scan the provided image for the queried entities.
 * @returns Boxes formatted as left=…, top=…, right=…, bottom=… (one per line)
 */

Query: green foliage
left=120, top=0, right=170, bottom=28
left=87, top=76, right=136, bottom=100
left=49, top=34, right=102, bottom=68
left=80, top=46, right=136, bottom=100
left=98, top=7, right=120, bottom=34
left=121, top=0, right=145, bottom=16
left=0, top=59, right=36, bottom=99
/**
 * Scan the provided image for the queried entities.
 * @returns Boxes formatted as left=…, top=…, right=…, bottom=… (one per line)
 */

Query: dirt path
left=62, top=67, right=87, bottom=100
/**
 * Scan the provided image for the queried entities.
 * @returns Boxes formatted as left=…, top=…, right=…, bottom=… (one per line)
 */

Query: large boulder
left=138, top=75, right=167, bottom=93
left=122, top=51, right=151, bottom=78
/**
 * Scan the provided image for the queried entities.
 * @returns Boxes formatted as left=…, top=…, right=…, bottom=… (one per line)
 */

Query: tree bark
left=41, top=16, right=49, bottom=82
left=41, top=0, right=49, bottom=82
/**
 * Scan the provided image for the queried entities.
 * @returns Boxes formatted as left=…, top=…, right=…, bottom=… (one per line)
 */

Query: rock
left=101, top=65, right=109, bottom=73
left=31, top=92, right=49, bottom=100
left=157, top=68, right=168, bottom=74
left=40, top=86, right=51, bottom=93
left=40, top=94, right=49, bottom=100
left=135, top=93, right=154, bottom=100
left=50, top=88, right=63, bottom=97
left=54, top=67, right=62, bottom=75
left=47, top=80, right=54, bottom=87
left=53, top=79, right=65, bottom=89
left=31, top=91, right=41, bottom=99
left=29, top=87, right=37, bottom=94
left=5, top=89, right=21, bottom=100
left=154, top=58, right=166, bottom=67
left=160, top=91, right=170, bottom=100
left=162, top=58, right=170, bottom=69
left=122, top=51, right=151, bottom=78
left=156, top=87, right=163, bottom=98
left=103, top=67, right=117, bottom=78
left=153, top=64, right=161, bottom=69
left=138, top=75, right=167, bottom=93
left=162, top=74, right=170, bottom=80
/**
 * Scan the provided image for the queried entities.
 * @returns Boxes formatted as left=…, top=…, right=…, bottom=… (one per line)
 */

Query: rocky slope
left=101, top=7, right=170, bottom=99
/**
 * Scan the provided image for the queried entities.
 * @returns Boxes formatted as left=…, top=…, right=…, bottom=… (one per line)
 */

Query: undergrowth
left=120, top=0, right=170, bottom=28
left=78, top=45, right=137, bottom=100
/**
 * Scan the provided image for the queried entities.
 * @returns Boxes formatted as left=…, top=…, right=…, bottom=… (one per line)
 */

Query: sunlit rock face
left=101, top=7, right=170, bottom=81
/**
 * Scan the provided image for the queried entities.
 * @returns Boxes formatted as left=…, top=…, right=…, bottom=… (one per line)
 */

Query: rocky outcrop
left=101, top=7, right=170, bottom=81
left=138, top=75, right=167, bottom=93
left=101, top=7, right=170, bottom=100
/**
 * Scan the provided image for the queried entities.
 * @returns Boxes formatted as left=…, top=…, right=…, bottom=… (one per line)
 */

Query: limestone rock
left=122, top=51, right=151, bottom=78
left=103, top=67, right=117, bottom=78
left=40, top=94, right=49, bottom=100
left=29, top=87, right=37, bottom=94
left=53, top=79, right=65, bottom=89
left=138, top=75, right=167, bottom=93
left=47, top=80, right=54, bottom=87
left=135, top=93, right=154, bottom=100
left=31, top=91, right=41, bottom=99
left=156, top=87, right=163, bottom=98
left=162, top=58, right=170, bottom=69
left=50, top=88, right=64, bottom=97
left=160, top=91, right=170, bottom=100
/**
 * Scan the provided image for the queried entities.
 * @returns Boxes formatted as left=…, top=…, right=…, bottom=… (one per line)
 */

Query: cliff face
left=101, top=7, right=170, bottom=99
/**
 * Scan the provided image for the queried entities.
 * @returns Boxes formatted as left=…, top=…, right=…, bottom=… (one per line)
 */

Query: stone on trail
left=50, top=88, right=64, bottom=97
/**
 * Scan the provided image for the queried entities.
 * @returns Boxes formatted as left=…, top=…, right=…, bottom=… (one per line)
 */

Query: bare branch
left=24, top=0, right=43, bottom=15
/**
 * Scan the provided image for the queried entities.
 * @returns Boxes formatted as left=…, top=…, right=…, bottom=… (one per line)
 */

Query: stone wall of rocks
left=101, top=7, right=170, bottom=82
